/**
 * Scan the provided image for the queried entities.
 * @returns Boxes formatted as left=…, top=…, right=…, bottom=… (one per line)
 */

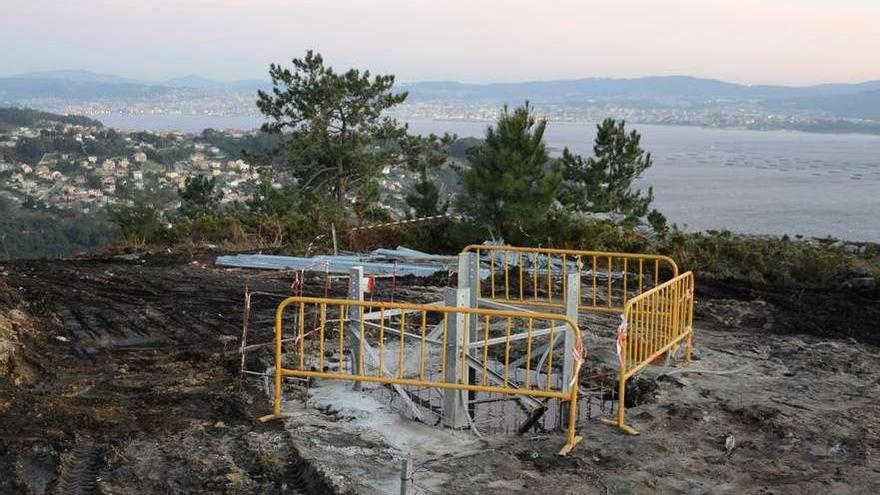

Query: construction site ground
left=1, top=252, right=878, bottom=494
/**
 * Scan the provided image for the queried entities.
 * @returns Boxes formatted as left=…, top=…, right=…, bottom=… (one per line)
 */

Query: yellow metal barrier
left=258, top=296, right=584, bottom=455
left=601, top=271, right=695, bottom=434
left=462, top=245, right=679, bottom=313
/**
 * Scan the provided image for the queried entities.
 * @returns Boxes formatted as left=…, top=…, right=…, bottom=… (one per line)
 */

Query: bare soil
left=0, top=253, right=878, bottom=494
left=0, top=253, right=353, bottom=494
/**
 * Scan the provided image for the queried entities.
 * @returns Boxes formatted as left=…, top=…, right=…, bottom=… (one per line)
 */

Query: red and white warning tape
left=616, top=315, right=628, bottom=369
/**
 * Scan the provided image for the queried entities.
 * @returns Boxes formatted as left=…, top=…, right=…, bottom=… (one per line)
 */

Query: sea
left=99, top=114, right=880, bottom=242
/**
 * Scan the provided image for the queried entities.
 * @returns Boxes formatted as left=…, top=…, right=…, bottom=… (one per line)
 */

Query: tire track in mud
left=1, top=254, right=349, bottom=494
left=54, top=441, right=105, bottom=495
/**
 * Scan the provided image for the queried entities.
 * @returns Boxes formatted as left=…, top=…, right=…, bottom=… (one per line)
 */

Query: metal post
left=399, top=458, right=409, bottom=495
left=560, top=272, right=580, bottom=428
left=442, top=287, right=470, bottom=428
left=459, top=252, right=479, bottom=417
left=563, top=273, right=580, bottom=393
left=348, top=266, right=365, bottom=390
left=460, top=252, right=480, bottom=311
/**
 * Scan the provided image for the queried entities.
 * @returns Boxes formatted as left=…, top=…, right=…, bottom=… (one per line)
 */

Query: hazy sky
left=2, top=0, right=879, bottom=85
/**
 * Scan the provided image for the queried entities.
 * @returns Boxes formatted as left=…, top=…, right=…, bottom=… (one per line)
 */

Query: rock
left=724, top=434, right=736, bottom=452
left=844, top=277, right=877, bottom=289
left=113, top=253, right=143, bottom=261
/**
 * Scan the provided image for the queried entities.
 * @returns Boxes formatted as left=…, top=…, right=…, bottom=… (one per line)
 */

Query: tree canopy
left=559, top=118, right=656, bottom=221
left=256, top=50, right=408, bottom=208
left=459, top=102, right=561, bottom=243
left=401, top=133, right=455, bottom=218
left=179, top=175, right=222, bottom=219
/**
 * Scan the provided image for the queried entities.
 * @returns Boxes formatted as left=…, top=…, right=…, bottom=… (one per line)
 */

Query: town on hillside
left=0, top=115, right=421, bottom=217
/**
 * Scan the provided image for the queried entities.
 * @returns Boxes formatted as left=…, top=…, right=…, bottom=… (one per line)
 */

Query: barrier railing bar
left=545, top=324, right=555, bottom=392
left=606, top=257, right=612, bottom=309
left=338, top=304, right=345, bottom=372
left=504, top=251, right=510, bottom=300
left=532, top=254, right=539, bottom=302
left=518, top=252, right=524, bottom=302
left=440, top=313, right=449, bottom=378
left=398, top=312, right=406, bottom=379
left=379, top=308, right=385, bottom=377
left=481, top=315, right=490, bottom=386
left=319, top=303, right=326, bottom=371
left=503, top=317, right=513, bottom=384
left=524, top=319, right=533, bottom=388
left=638, top=259, right=644, bottom=295
left=561, top=254, right=568, bottom=302
left=298, top=302, right=305, bottom=370
left=547, top=255, right=553, bottom=304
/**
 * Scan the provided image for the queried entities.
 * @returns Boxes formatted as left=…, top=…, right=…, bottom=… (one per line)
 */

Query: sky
left=2, top=0, right=879, bottom=85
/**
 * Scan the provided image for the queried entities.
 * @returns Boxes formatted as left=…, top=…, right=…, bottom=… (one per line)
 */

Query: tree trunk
left=336, top=156, right=345, bottom=205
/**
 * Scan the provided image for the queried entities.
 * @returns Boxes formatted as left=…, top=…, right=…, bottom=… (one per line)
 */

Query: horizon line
left=3, top=68, right=880, bottom=89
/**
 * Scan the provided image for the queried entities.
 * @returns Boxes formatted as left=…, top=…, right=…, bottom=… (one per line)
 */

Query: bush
left=109, top=201, right=166, bottom=248
left=661, top=230, right=868, bottom=287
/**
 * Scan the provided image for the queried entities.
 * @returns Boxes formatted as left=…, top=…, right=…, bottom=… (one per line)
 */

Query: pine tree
left=559, top=118, right=656, bottom=222
left=179, top=175, right=222, bottom=218
left=401, top=133, right=454, bottom=218
left=406, top=169, right=446, bottom=217
left=459, top=102, right=561, bottom=243
left=256, top=51, right=408, bottom=208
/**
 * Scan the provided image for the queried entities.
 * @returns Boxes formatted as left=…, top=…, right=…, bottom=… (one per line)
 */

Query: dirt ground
left=0, top=252, right=878, bottom=494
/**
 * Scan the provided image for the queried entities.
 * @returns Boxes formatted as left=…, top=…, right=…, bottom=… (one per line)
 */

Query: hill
left=8, top=69, right=267, bottom=91
left=0, top=77, right=169, bottom=102
left=162, top=75, right=267, bottom=90
left=0, top=107, right=103, bottom=129
left=765, top=89, right=880, bottom=120
left=401, top=76, right=880, bottom=106
left=8, top=69, right=880, bottom=105
left=12, top=69, right=147, bottom=85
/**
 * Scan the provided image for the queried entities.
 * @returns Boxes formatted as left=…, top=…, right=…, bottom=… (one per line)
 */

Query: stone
left=844, top=277, right=877, bottom=289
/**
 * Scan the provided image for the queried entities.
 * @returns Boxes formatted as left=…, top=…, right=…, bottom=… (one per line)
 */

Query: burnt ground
left=0, top=253, right=879, bottom=494
left=0, top=253, right=359, bottom=495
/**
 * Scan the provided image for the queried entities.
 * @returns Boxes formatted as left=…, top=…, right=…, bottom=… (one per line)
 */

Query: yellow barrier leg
left=259, top=309, right=285, bottom=422
left=558, top=394, right=583, bottom=456
left=601, top=373, right=639, bottom=435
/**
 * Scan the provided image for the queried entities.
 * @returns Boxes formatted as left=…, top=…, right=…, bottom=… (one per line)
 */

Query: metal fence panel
left=461, top=245, right=679, bottom=314
left=259, top=296, right=584, bottom=455
left=602, top=271, right=695, bottom=435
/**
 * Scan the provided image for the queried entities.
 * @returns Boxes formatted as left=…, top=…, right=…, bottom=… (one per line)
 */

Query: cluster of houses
left=0, top=124, right=263, bottom=212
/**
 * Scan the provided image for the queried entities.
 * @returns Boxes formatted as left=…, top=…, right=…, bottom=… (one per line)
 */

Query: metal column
left=348, top=266, right=365, bottom=390
left=562, top=273, right=580, bottom=393
left=442, top=286, right=470, bottom=428
left=458, top=252, right=479, bottom=418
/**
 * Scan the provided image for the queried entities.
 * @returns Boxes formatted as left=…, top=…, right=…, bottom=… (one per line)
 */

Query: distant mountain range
left=763, top=89, right=880, bottom=120
left=0, top=70, right=269, bottom=98
left=400, top=76, right=880, bottom=111
left=1, top=69, right=878, bottom=120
